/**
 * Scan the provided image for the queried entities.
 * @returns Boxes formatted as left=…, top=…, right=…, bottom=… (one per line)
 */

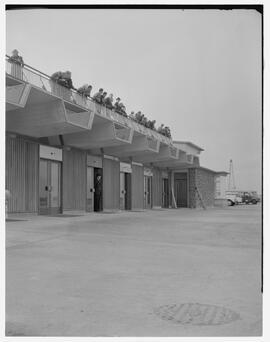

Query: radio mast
left=228, top=159, right=236, bottom=190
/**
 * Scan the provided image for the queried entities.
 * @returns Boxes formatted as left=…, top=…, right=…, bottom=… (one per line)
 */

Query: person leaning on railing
left=119, top=102, right=128, bottom=117
left=164, top=126, right=172, bottom=138
left=114, top=97, right=122, bottom=113
left=129, top=111, right=136, bottom=120
left=134, top=111, right=143, bottom=123
left=146, top=119, right=156, bottom=130
left=77, top=84, right=92, bottom=98
left=8, top=49, right=24, bottom=79
left=104, top=93, right=114, bottom=110
left=92, top=88, right=104, bottom=104
left=50, top=70, right=76, bottom=100
left=101, top=92, right=108, bottom=105
left=157, top=124, right=165, bottom=134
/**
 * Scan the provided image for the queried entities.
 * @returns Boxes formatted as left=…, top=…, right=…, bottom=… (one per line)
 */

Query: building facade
left=5, top=57, right=227, bottom=215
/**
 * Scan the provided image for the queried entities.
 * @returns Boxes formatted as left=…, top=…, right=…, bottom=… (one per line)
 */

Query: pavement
left=5, top=205, right=262, bottom=336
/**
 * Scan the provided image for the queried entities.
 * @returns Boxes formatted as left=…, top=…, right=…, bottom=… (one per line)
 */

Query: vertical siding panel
left=103, top=158, right=112, bottom=210
left=152, top=167, right=162, bottom=207
left=63, top=148, right=86, bottom=210
left=25, top=141, right=38, bottom=212
left=131, top=164, right=144, bottom=210
left=103, top=158, right=120, bottom=211
left=6, top=135, right=39, bottom=213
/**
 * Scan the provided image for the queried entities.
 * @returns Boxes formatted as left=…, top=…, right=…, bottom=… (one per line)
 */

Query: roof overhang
left=6, top=79, right=94, bottom=137
left=62, top=120, right=134, bottom=149
left=102, top=135, right=160, bottom=158
left=128, top=144, right=179, bottom=164
left=173, top=141, right=204, bottom=155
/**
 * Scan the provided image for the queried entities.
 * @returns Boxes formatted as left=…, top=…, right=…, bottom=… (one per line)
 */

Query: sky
left=6, top=8, right=262, bottom=193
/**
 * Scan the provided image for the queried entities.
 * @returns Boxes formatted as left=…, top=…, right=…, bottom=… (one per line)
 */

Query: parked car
left=226, top=190, right=259, bottom=206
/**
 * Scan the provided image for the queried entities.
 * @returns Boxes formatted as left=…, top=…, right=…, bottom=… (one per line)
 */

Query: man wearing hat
left=8, top=49, right=24, bottom=79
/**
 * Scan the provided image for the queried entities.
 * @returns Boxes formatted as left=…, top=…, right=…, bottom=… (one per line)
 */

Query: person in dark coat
left=119, top=102, right=127, bottom=117
left=135, top=111, right=143, bottom=123
left=164, top=126, right=172, bottom=138
left=92, top=88, right=104, bottom=104
left=114, top=97, right=121, bottom=113
left=101, top=92, right=108, bottom=105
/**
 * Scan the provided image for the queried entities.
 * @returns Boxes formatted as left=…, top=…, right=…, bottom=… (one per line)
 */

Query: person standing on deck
left=8, top=49, right=24, bottom=79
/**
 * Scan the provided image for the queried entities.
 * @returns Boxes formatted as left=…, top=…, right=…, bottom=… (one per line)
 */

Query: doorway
left=39, top=159, right=62, bottom=215
left=144, top=176, right=152, bottom=209
left=120, top=172, right=132, bottom=210
left=86, top=166, right=94, bottom=212
left=94, top=167, right=103, bottom=212
left=174, top=172, right=188, bottom=207
left=162, top=178, right=169, bottom=208
left=87, top=167, right=103, bottom=212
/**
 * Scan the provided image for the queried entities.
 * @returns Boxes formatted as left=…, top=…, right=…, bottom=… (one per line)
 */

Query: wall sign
left=40, top=145, right=62, bottom=161
left=120, top=162, right=132, bottom=173
left=87, top=155, right=103, bottom=168
left=144, top=168, right=153, bottom=177
left=161, top=171, right=169, bottom=178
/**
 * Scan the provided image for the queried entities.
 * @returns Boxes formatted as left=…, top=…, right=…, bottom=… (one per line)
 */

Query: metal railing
left=169, top=146, right=178, bottom=158
left=147, top=137, right=159, bottom=151
left=114, top=124, right=132, bottom=142
left=6, top=56, right=172, bottom=144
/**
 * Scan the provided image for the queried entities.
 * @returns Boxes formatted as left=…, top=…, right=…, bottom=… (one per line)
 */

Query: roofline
left=173, top=141, right=204, bottom=152
left=194, top=166, right=228, bottom=175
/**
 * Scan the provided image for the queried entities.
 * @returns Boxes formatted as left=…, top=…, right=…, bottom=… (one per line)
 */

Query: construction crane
left=227, top=159, right=236, bottom=190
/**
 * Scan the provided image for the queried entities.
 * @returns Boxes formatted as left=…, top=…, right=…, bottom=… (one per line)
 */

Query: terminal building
left=5, top=57, right=227, bottom=215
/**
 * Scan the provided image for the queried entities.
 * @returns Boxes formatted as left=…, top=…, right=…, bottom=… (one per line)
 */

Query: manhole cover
left=154, top=303, right=240, bottom=326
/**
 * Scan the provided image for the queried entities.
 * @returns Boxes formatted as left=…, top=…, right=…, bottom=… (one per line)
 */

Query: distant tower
left=228, top=159, right=236, bottom=190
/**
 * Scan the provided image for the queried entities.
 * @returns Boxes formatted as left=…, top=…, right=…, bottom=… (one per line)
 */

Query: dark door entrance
left=144, top=176, right=152, bottom=209
left=162, top=178, right=169, bottom=208
left=174, top=173, right=188, bottom=207
left=86, top=166, right=94, bottom=212
left=120, top=172, right=132, bottom=210
left=39, top=159, right=62, bottom=215
left=94, top=167, right=103, bottom=212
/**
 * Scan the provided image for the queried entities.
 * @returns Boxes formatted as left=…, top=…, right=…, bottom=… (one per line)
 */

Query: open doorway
left=120, top=172, right=132, bottom=210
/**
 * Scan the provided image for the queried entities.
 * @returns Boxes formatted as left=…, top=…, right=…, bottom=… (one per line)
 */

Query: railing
left=147, top=137, right=159, bottom=151
left=169, top=146, right=178, bottom=158
left=6, top=56, right=173, bottom=144
left=114, top=124, right=132, bottom=142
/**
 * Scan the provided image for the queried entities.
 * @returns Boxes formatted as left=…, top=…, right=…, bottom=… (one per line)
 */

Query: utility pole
left=228, top=159, right=236, bottom=190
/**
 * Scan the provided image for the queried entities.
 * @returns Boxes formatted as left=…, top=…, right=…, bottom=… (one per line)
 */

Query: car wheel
left=227, top=200, right=233, bottom=206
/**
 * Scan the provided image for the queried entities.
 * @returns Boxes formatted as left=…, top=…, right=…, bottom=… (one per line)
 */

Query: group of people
left=129, top=112, right=171, bottom=138
left=8, top=49, right=172, bottom=138
left=92, top=89, right=128, bottom=117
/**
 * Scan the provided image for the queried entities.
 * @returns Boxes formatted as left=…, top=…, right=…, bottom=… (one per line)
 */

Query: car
left=226, top=190, right=259, bottom=206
